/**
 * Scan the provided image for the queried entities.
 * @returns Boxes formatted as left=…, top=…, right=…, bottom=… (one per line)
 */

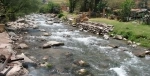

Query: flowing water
left=21, top=14, right=150, bottom=76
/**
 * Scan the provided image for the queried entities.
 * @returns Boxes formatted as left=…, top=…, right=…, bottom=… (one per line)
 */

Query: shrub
left=58, top=13, right=64, bottom=18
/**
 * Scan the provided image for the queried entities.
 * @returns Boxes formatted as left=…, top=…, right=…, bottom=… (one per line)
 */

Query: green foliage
left=0, top=0, right=41, bottom=22
left=58, top=13, right=64, bottom=18
left=120, top=0, right=134, bottom=22
left=39, top=1, right=61, bottom=14
left=46, top=63, right=53, bottom=69
left=97, top=0, right=107, bottom=12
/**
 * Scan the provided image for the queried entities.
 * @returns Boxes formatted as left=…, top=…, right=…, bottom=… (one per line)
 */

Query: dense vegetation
left=0, top=0, right=62, bottom=23
left=0, top=0, right=41, bottom=22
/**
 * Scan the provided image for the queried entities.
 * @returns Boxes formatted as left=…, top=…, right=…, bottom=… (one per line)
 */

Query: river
left=20, top=14, right=150, bottom=76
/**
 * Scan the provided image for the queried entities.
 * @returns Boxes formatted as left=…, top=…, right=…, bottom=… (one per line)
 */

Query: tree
left=69, top=0, right=77, bottom=13
left=120, top=0, right=134, bottom=22
left=0, top=0, right=41, bottom=21
left=96, top=0, right=107, bottom=12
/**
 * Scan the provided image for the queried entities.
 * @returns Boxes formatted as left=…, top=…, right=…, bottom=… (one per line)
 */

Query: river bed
left=18, top=14, right=150, bottom=76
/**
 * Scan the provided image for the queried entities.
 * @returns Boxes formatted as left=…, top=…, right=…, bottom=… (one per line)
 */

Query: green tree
left=120, top=0, right=134, bottom=22
left=96, top=0, right=107, bottom=12
left=0, top=0, right=41, bottom=21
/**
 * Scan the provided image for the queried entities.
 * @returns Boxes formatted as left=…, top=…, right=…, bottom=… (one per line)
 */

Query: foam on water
left=62, top=46, right=83, bottom=52
left=50, top=36, right=67, bottom=41
left=110, top=66, right=128, bottom=76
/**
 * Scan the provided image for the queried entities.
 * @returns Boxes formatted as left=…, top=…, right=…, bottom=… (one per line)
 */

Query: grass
left=89, top=18, right=150, bottom=47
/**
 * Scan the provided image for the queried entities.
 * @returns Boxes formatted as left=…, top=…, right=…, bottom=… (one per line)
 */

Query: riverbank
left=89, top=18, right=150, bottom=48
left=62, top=11, right=150, bottom=48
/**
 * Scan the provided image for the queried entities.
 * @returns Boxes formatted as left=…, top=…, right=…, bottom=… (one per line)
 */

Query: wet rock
left=22, top=62, right=37, bottom=69
left=8, top=32, right=17, bottom=38
left=43, top=32, right=51, bottom=36
left=127, top=40, right=132, bottom=45
left=18, top=43, right=28, bottom=49
left=65, top=52, right=73, bottom=57
left=103, top=34, right=109, bottom=40
left=74, top=60, right=90, bottom=67
left=113, top=35, right=123, bottom=40
left=145, top=51, right=150, bottom=55
left=76, top=69, right=89, bottom=76
left=32, top=25, right=39, bottom=29
left=108, top=44, right=119, bottom=48
left=46, top=21, right=53, bottom=25
left=39, top=29, right=46, bottom=32
left=42, top=55, right=49, bottom=61
left=40, top=62, right=49, bottom=67
left=134, top=52, right=145, bottom=58
left=43, top=41, right=64, bottom=48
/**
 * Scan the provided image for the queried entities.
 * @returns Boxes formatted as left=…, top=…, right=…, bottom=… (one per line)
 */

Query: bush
left=39, top=1, right=61, bottom=14
left=58, top=13, right=64, bottom=18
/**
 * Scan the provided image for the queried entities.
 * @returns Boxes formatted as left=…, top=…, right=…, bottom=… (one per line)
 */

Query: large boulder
left=43, top=41, right=64, bottom=48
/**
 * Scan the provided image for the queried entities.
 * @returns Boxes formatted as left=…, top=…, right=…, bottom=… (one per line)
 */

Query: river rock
left=76, top=69, right=89, bottom=76
left=145, top=51, right=150, bottom=55
left=46, top=21, right=53, bottom=25
left=127, top=40, right=132, bottom=45
left=18, top=43, right=28, bottom=49
left=39, top=29, right=46, bottom=32
left=42, top=55, right=49, bottom=61
left=103, top=34, right=109, bottom=40
left=43, top=41, right=64, bottom=48
left=43, top=32, right=51, bottom=36
left=65, top=52, right=73, bottom=57
left=32, top=25, right=39, bottom=29
left=113, top=35, right=123, bottom=40
left=40, top=62, right=49, bottom=67
left=134, top=52, right=145, bottom=58
left=108, top=44, right=119, bottom=48
left=74, top=60, right=90, bottom=67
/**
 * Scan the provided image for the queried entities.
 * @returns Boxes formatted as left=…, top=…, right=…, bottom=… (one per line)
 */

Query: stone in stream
left=42, top=55, right=49, bottom=61
left=76, top=69, right=91, bottom=76
left=18, top=43, right=28, bottom=49
left=32, top=25, right=39, bottom=29
left=73, top=60, right=90, bottom=67
left=43, top=32, right=51, bottom=36
left=127, top=40, right=132, bottom=45
left=39, top=29, right=46, bottom=32
left=113, top=35, right=123, bottom=40
left=103, top=34, right=109, bottom=40
left=145, top=51, right=150, bottom=55
left=43, top=41, right=64, bottom=48
left=133, top=51, right=145, bottom=58
left=108, top=44, right=119, bottom=48
left=46, top=21, right=53, bottom=25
